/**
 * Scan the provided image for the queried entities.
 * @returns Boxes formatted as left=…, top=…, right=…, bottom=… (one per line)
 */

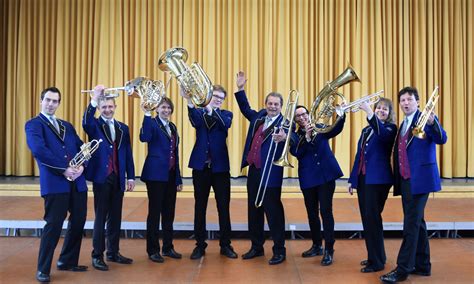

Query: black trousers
left=92, top=173, right=124, bottom=258
left=356, top=175, right=390, bottom=269
left=145, top=171, right=177, bottom=255
left=302, top=180, right=336, bottom=251
left=396, top=179, right=431, bottom=274
left=192, top=167, right=231, bottom=248
left=247, top=165, right=286, bottom=255
left=38, top=183, right=87, bottom=274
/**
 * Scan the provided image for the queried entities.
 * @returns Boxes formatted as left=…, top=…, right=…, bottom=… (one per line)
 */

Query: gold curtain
left=1, top=0, right=473, bottom=178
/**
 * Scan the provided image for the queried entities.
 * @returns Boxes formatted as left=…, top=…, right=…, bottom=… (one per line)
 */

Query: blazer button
left=110, top=145, right=113, bottom=148
left=317, top=162, right=320, bottom=165
left=64, top=155, right=67, bottom=158
left=62, top=146, right=66, bottom=149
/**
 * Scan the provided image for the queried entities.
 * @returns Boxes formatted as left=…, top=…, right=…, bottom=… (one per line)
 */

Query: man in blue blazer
left=82, top=86, right=135, bottom=271
left=26, top=87, right=88, bottom=283
left=381, top=87, right=447, bottom=283
left=182, top=85, right=237, bottom=259
left=234, top=71, right=290, bottom=265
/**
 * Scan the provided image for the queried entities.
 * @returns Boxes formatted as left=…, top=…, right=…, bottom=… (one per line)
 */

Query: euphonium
left=412, top=86, right=440, bottom=139
left=67, top=139, right=103, bottom=181
left=309, top=65, right=360, bottom=135
left=158, top=47, right=213, bottom=107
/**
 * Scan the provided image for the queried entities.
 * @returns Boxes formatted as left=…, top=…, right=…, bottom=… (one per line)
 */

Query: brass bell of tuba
left=309, top=65, right=360, bottom=135
left=158, top=47, right=213, bottom=107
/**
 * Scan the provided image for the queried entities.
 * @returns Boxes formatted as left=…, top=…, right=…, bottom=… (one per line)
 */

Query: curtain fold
left=1, top=0, right=472, bottom=178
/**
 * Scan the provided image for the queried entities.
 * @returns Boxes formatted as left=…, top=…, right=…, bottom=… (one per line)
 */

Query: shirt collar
left=41, top=112, right=56, bottom=120
left=101, top=116, right=115, bottom=124
left=159, top=116, right=169, bottom=126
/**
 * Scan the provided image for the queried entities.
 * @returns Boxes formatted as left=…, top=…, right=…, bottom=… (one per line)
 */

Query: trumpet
left=81, top=77, right=147, bottom=98
left=254, top=90, right=299, bottom=208
left=335, top=90, right=384, bottom=116
left=412, top=86, right=440, bottom=139
left=67, top=139, right=103, bottom=181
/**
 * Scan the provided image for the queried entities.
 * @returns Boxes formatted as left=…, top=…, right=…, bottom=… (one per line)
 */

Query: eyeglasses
left=212, top=95, right=225, bottom=101
left=295, top=112, right=308, bottom=118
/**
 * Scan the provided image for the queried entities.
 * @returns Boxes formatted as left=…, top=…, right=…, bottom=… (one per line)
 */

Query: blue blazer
left=290, top=117, right=345, bottom=190
left=393, top=110, right=447, bottom=196
left=139, top=116, right=182, bottom=186
left=187, top=106, right=232, bottom=172
left=82, top=104, right=135, bottom=191
left=25, top=113, right=88, bottom=196
left=348, top=115, right=397, bottom=188
left=235, top=90, right=294, bottom=188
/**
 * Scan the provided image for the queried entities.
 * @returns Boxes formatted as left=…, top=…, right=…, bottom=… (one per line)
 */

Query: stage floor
left=0, top=238, right=473, bottom=283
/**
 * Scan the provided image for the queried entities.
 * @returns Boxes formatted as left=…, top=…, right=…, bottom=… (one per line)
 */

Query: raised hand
left=236, top=71, right=247, bottom=91
left=92, top=85, right=105, bottom=103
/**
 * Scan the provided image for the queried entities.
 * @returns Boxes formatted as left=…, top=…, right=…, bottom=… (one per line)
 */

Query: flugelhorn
left=255, top=90, right=299, bottom=208
left=67, top=139, right=103, bottom=181
left=81, top=77, right=147, bottom=98
left=335, top=90, right=384, bottom=116
left=309, top=65, right=360, bottom=135
left=412, top=86, right=440, bottom=139
left=158, top=47, right=213, bottom=107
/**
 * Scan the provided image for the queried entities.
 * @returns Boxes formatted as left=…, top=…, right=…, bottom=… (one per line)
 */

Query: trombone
left=255, top=90, right=299, bottom=208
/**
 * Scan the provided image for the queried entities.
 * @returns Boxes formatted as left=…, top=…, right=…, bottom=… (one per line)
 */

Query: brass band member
left=348, top=98, right=397, bottom=273
left=140, top=97, right=183, bottom=263
left=380, top=87, right=447, bottom=283
left=182, top=86, right=237, bottom=259
left=290, top=105, right=346, bottom=266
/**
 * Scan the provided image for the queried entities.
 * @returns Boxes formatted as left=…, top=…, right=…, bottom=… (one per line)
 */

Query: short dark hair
left=398, top=86, right=419, bottom=101
left=158, top=97, right=174, bottom=114
left=265, top=92, right=283, bottom=106
left=295, top=105, right=309, bottom=114
left=374, top=97, right=396, bottom=124
left=213, top=85, right=227, bottom=97
left=40, top=87, right=61, bottom=102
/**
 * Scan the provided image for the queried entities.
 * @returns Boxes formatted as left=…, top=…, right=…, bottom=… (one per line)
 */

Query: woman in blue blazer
left=290, top=105, right=345, bottom=266
left=348, top=98, right=397, bottom=273
left=140, top=97, right=183, bottom=263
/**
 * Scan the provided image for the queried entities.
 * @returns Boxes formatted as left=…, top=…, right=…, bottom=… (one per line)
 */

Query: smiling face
left=209, top=90, right=225, bottom=109
left=399, top=93, right=419, bottom=116
left=374, top=102, right=390, bottom=122
left=41, top=91, right=60, bottom=116
left=98, top=98, right=116, bottom=120
left=294, top=107, right=310, bottom=128
left=157, top=101, right=172, bottom=120
left=265, top=95, right=282, bottom=117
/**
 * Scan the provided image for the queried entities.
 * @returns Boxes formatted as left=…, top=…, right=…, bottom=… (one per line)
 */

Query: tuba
left=412, top=86, right=440, bottom=139
left=126, top=77, right=166, bottom=112
left=67, top=139, right=103, bottom=181
left=309, top=65, right=360, bottom=135
left=158, top=47, right=213, bottom=107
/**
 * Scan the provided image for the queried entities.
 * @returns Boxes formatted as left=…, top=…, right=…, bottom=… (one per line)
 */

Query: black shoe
left=36, top=271, right=50, bottom=283
left=162, top=248, right=182, bottom=259
left=380, top=269, right=408, bottom=283
left=301, top=244, right=324, bottom=258
left=410, top=268, right=431, bottom=276
left=107, top=253, right=133, bottom=264
left=220, top=246, right=238, bottom=259
left=360, top=259, right=370, bottom=266
left=241, top=248, right=264, bottom=260
left=321, top=249, right=334, bottom=266
left=360, top=265, right=384, bottom=273
left=57, top=262, right=88, bottom=272
left=268, top=254, right=286, bottom=265
left=92, top=257, right=109, bottom=271
left=190, top=247, right=205, bottom=259
left=149, top=253, right=164, bottom=263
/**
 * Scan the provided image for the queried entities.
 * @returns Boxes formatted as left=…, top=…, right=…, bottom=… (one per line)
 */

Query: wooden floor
left=0, top=238, right=473, bottom=283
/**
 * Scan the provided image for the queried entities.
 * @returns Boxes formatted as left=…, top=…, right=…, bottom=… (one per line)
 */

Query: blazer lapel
left=262, top=114, right=282, bottom=143
left=115, top=122, right=123, bottom=149
left=252, top=116, right=265, bottom=137
left=100, top=119, right=114, bottom=145
left=154, top=117, right=171, bottom=140
left=39, top=114, right=64, bottom=141
left=406, top=111, right=420, bottom=148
